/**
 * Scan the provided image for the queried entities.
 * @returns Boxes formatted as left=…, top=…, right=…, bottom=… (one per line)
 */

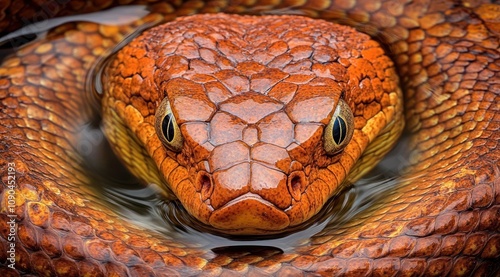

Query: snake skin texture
left=1, top=0, right=500, bottom=276
left=100, top=14, right=405, bottom=235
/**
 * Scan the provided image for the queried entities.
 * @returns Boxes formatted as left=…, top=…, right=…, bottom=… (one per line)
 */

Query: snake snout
left=208, top=162, right=293, bottom=210
left=208, top=193, right=290, bottom=232
left=200, top=154, right=298, bottom=232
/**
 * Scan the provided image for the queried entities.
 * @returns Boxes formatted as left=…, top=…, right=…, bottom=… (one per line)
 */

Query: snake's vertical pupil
left=162, top=113, right=175, bottom=142
left=332, top=116, right=347, bottom=145
left=323, top=99, right=354, bottom=155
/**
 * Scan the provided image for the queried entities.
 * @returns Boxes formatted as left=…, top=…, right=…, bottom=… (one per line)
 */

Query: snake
left=0, top=0, right=499, bottom=276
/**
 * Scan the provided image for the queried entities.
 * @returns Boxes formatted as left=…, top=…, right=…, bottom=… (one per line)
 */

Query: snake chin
left=207, top=193, right=290, bottom=234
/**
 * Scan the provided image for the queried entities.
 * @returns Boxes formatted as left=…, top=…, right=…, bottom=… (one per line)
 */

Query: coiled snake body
left=1, top=0, right=499, bottom=276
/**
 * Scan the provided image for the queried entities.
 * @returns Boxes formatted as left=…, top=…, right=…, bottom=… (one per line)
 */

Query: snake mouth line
left=208, top=193, right=290, bottom=233
left=215, top=193, right=279, bottom=210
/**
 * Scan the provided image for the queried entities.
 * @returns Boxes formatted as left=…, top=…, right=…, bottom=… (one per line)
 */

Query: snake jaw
left=208, top=193, right=290, bottom=233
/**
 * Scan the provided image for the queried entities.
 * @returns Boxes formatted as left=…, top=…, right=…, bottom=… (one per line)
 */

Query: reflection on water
left=0, top=6, right=150, bottom=47
left=2, top=7, right=412, bottom=252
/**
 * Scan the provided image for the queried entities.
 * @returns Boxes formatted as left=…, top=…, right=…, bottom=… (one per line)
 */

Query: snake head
left=101, top=14, right=403, bottom=234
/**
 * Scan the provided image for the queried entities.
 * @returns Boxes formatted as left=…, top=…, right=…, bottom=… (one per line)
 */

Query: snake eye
left=323, top=99, right=354, bottom=155
left=155, top=98, right=183, bottom=152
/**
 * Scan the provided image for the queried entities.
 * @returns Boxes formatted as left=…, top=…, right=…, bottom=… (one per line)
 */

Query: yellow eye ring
left=323, top=99, right=354, bottom=155
left=155, top=98, right=183, bottom=152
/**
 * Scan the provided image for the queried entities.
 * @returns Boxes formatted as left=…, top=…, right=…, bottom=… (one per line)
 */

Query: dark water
left=1, top=6, right=412, bottom=252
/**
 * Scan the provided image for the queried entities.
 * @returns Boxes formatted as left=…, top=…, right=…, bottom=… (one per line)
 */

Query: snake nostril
left=199, top=173, right=213, bottom=201
left=288, top=172, right=306, bottom=201
left=292, top=176, right=300, bottom=186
